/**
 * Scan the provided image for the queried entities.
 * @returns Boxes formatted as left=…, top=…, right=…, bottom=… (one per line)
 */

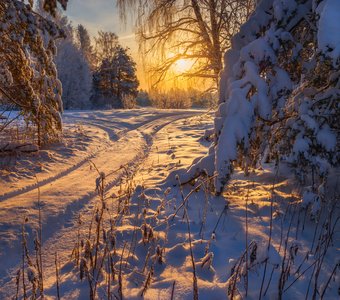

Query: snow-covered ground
left=0, top=109, right=338, bottom=299
left=0, top=109, right=207, bottom=297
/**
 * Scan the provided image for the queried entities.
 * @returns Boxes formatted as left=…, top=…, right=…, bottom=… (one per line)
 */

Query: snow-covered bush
left=179, top=0, right=339, bottom=194
left=190, top=89, right=218, bottom=109
left=122, top=94, right=136, bottom=109
left=35, top=4, right=92, bottom=110
left=136, top=90, right=152, bottom=107
left=54, top=17, right=92, bottom=110
left=149, top=88, right=192, bottom=109
left=56, top=39, right=92, bottom=109
left=0, top=0, right=64, bottom=146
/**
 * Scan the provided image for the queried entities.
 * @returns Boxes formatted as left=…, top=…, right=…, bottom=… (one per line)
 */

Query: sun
left=173, top=58, right=194, bottom=74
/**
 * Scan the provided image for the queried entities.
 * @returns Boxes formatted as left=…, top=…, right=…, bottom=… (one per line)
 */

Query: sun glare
left=173, top=58, right=194, bottom=74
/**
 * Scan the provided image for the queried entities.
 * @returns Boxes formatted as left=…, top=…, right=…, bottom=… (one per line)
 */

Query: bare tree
left=118, top=0, right=255, bottom=89
left=94, top=31, right=120, bottom=68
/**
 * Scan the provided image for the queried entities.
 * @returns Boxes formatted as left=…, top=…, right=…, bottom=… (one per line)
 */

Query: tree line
left=0, top=0, right=139, bottom=146
left=53, top=14, right=139, bottom=110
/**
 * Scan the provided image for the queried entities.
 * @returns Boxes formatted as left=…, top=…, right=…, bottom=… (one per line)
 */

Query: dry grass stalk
left=170, top=280, right=176, bottom=300
left=21, top=222, right=27, bottom=300
left=259, top=174, right=277, bottom=300
left=175, top=175, right=199, bottom=299
left=15, top=269, right=20, bottom=300
left=245, top=186, right=249, bottom=297
left=141, top=265, right=154, bottom=297
left=184, top=204, right=199, bottom=300
left=118, top=243, right=127, bottom=300
left=55, top=252, right=60, bottom=300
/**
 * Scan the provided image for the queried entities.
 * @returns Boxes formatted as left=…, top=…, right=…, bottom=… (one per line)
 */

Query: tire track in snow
left=0, top=111, right=197, bottom=202
left=0, top=111, right=199, bottom=295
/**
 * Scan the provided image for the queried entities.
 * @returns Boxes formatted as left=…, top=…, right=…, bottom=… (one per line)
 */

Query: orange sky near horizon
left=64, top=0, right=209, bottom=92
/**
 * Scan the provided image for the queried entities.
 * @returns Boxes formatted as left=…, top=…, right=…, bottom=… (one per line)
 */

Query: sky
left=63, top=0, right=206, bottom=91
left=64, top=0, right=147, bottom=88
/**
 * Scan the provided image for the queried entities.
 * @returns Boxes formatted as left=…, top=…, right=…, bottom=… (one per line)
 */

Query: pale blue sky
left=64, top=0, right=146, bottom=87
left=65, top=0, right=137, bottom=52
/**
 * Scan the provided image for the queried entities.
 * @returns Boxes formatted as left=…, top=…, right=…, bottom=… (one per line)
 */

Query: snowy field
left=0, top=109, right=339, bottom=299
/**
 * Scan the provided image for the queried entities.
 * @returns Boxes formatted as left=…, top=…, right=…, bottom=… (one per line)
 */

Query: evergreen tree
left=114, top=45, right=139, bottom=105
left=178, top=0, right=339, bottom=195
left=92, top=32, right=139, bottom=108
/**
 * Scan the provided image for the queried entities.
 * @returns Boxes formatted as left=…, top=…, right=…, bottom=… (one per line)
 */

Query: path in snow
left=1, top=109, right=338, bottom=299
left=0, top=109, right=202, bottom=293
left=0, top=110, right=196, bottom=201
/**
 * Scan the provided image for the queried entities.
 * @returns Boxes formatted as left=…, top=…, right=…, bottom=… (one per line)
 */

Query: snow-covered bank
left=0, top=109, right=201, bottom=198
left=1, top=109, right=338, bottom=299
left=0, top=109, right=203, bottom=297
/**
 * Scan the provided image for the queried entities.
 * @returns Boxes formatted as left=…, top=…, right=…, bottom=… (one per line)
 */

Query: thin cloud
left=119, top=33, right=136, bottom=40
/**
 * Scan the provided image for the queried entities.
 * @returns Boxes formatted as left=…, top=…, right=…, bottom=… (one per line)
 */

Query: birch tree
left=118, top=0, right=254, bottom=89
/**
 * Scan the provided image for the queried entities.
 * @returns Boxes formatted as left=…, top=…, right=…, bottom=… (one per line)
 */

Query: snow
left=1, top=0, right=339, bottom=298
left=273, top=0, right=297, bottom=22
left=0, top=108, right=207, bottom=295
left=240, top=38, right=276, bottom=64
left=183, top=0, right=339, bottom=197
left=300, top=114, right=318, bottom=132
left=55, top=39, right=92, bottom=109
left=0, top=109, right=338, bottom=299
left=316, top=125, right=336, bottom=151
left=269, top=67, right=292, bottom=100
left=317, top=0, right=340, bottom=61
left=302, top=188, right=317, bottom=208
left=293, top=137, right=310, bottom=154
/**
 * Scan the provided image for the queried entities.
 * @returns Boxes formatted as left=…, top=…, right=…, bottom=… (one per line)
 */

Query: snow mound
left=317, top=0, right=340, bottom=62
